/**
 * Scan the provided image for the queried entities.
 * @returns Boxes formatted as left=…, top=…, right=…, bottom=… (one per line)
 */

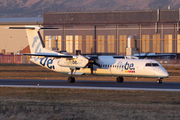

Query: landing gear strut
left=116, top=76, right=124, bottom=83
left=68, top=69, right=75, bottom=83
left=157, top=78, right=162, bottom=84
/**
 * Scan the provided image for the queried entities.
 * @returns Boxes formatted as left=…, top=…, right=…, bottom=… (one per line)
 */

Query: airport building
left=0, top=17, right=43, bottom=54
left=43, top=9, right=180, bottom=55
left=1, top=9, right=180, bottom=56
left=0, top=17, right=43, bottom=63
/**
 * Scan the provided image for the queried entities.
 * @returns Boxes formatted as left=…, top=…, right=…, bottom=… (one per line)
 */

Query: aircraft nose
left=163, top=71, right=169, bottom=77
left=158, top=69, right=169, bottom=78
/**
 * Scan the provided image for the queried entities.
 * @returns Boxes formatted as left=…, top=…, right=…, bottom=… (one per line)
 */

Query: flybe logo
left=40, top=58, right=55, bottom=69
left=32, top=36, right=41, bottom=53
left=117, top=61, right=135, bottom=73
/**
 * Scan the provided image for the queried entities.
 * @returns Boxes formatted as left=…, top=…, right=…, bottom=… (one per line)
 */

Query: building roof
left=0, top=17, right=43, bottom=25
left=43, top=10, right=180, bottom=25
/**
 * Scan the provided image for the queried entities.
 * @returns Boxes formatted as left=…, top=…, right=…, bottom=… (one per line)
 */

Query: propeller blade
left=84, top=63, right=90, bottom=68
left=90, top=64, right=93, bottom=75
left=94, top=62, right=101, bottom=67
left=83, top=53, right=100, bottom=75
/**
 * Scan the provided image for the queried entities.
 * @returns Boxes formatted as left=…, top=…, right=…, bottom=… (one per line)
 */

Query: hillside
left=0, top=0, right=180, bottom=18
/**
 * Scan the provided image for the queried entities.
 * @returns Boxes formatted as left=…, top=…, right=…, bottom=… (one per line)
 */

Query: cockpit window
left=145, top=63, right=159, bottom=67
left=145, top=63, right=152, bottom=66
left=152, top=63, right=159, bottom=66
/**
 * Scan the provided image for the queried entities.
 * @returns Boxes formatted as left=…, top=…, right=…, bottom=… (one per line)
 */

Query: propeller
left=84, top=48, right=101, bottom=75
left=86, top=57, right=101, bottom=75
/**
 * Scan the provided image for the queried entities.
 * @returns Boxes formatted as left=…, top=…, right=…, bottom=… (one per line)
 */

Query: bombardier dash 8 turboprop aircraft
left=9, top=26, right=169, bottom=84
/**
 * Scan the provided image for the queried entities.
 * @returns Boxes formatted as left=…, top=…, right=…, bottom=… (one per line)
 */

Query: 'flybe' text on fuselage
left=40, top=58, right=55, bottom=69
left=116, top=61, right=135, bottom=73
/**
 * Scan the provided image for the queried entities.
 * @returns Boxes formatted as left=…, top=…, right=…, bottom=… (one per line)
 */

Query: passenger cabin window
left=145, top=63, right=159, bottom=67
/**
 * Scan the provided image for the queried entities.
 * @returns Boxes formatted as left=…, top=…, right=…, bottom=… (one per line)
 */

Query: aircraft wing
left=23, top=53, right=73, bottom=58
left=134, top=53, right=176, bottom=59
left=113, top=55, right=125, bottom=58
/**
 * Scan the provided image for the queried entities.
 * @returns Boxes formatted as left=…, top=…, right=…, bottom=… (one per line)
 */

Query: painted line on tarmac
left=0, top=85, right=180, bottom=92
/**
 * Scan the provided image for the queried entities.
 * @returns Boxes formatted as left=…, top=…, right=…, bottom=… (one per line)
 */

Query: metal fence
left=0, top=55, right=31, bottom=64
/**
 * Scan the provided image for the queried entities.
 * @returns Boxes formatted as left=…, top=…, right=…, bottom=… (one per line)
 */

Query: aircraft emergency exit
left=9, top=26, right=169, bottom=84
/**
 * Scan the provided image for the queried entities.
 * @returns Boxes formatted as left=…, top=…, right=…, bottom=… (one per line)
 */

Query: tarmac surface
left=0, top=79, right=179, bottom=91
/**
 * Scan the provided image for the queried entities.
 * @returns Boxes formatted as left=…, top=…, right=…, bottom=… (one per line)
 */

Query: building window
left=164, top=34, right=172, bottom=53
left=97, top=35, right=105, bottom=53
left=152, top=34, right=160, bottom=53
left=177, top=34, right=180, bottom=53
left=75, top=35, right=82, bottom=51
left=107, top=35, right=115, bottom=53
left=142, top=35, right=150, bottom=53
left=57, top=36, right=62, bottom=51
left=119, top=35, right=127, bottom=55
left=66, top=35, right=73, bottom=53
left=86, top=35, right=93, bottom=53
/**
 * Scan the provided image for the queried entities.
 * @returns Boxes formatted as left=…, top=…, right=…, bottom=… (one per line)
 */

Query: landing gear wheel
left=157, top=79, right=162, bottom=84
left=68, top=77, right=75, bottom=83
left=116, top=76, right=124, bottom=83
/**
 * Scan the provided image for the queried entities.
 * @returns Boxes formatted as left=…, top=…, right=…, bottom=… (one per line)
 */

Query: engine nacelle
left=58, top=55, right=88, bottom=68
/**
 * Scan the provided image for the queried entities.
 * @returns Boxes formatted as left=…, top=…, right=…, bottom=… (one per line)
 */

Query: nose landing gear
left=157, top=78, right=162, bottom=84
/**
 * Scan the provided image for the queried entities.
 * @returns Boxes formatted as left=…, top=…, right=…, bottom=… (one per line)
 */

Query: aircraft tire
left=68, top=77, right=75, bottom=83
left=116, top=77, right=124, bottom=83
left=72, top=77, right=75, bottom=83
left=157, top=79, right=162, bottom=84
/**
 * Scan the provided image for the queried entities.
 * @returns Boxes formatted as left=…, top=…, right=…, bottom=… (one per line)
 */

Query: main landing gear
left=157, top=78, right=162, bottom=84
left=116, top=76, right=124, bottom=83
left=68, top=69, right=75, bottom=83
left=68, top=77, right=75, bottom=83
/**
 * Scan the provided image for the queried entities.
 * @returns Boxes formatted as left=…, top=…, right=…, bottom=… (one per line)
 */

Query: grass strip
left=0, top=87, right=179, bottom=120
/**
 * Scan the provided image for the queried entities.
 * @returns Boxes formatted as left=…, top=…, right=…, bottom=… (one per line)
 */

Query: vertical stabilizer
left=25, top=26, right=44, bottom=54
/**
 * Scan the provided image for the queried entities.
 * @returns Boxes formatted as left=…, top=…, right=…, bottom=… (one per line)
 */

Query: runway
left=0, top=79, right=180, bottom=91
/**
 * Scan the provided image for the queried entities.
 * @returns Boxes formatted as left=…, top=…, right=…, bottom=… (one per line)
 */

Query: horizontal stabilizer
left=41, top=28, right=59, bottom=29
left=9, top=27, right=59, bottom=30
left=9, top=27, right=35, bottom=30
left=23, top=53, right=73, bottom=58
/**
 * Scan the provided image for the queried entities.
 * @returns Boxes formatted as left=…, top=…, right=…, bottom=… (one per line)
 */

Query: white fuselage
left=30, top=56, right=169, bottom=78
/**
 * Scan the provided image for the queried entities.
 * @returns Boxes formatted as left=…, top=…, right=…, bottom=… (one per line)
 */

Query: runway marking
left=0, top=85, right=180, bottom=92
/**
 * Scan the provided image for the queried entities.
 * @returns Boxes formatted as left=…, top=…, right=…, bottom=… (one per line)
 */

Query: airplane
left=9, top=26, right=169, bottom=84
